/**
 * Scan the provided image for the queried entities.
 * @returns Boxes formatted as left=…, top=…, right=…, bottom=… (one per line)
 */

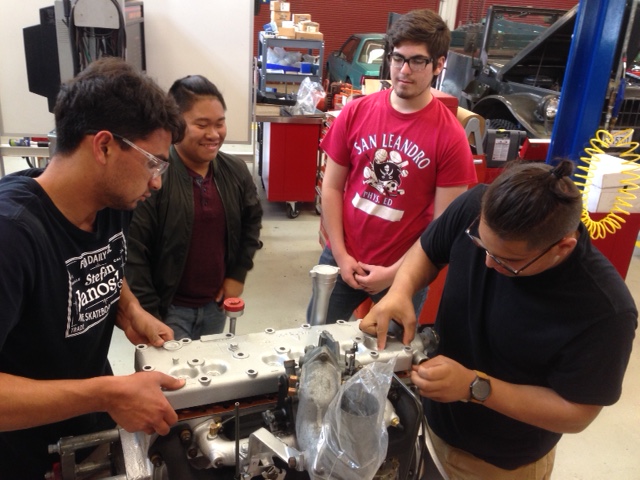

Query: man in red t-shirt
left=309, top=9, right=477, bottom=323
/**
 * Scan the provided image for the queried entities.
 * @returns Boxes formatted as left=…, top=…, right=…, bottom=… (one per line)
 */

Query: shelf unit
left=257, top=31, right=324, bottom=91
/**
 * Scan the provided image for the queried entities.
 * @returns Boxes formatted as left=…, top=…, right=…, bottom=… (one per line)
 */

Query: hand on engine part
left=125, top=309, right=175, bottom=347
left=411, top=355, right=475, bottom=403
left=106, top=372, right=185, bottom=436
left=360, top=291, right=416, bottom=349
left=354, top=262, right=393, bottom=295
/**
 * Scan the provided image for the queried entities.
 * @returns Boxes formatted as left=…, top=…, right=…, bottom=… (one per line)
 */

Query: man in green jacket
left=126, top=75, right=263, bottom=340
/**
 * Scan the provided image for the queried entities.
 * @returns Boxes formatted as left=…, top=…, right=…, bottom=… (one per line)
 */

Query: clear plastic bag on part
left=286, top=76, right=325, bottom=115
left=309, top=358, right=395, bottom=480
left=266, top=46, right=301, bottom=67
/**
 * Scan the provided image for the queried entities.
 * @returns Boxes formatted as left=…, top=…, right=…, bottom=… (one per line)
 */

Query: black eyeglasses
left=388, top=52, right=433, bottom=72
left=465, top=216, right=561, bottom=276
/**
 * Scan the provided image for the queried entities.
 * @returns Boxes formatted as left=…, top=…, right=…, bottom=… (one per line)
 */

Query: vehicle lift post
left=546, top=0, right=627, bottom=167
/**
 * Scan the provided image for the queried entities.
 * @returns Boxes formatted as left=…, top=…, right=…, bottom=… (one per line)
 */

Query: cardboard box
left=299, top=20, right=320, bottom=32
left=292, top=13, right=312, bottom=24
left=270, top=1, right=290, bottom=11
left=271, top=11, right=291, bottom=22
left=295, top=30, right=323, bottom=40
left=363, top=79, right=388, bottom=95
left=265, top=82, right=297, bottom=94
left=277, top=26, right=296, bottom=38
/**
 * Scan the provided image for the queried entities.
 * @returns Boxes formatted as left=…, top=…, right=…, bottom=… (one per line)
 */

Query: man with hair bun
left=362, top=160, right=637, bottom=479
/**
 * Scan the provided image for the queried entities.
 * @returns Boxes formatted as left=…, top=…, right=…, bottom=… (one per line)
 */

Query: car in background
left=437, top=5, right=640, bottom=141
left=326, top=33, right=386, bottom=90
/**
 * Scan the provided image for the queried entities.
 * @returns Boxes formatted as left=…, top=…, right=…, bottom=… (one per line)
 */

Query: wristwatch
left=469, top=370, right=491, bottom=403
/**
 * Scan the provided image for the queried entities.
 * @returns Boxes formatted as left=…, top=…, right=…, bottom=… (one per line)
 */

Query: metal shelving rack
left=257, top=31, right=324, bottom=91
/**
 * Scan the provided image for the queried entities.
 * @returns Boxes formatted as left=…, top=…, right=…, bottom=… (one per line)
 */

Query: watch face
left=472, top=378, right=491, bottom=401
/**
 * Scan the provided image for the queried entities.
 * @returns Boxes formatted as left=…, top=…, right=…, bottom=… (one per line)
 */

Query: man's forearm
left=321, top=188, right=348, bottom=257
left=484, top=377, right=603, bottom=434
left=0, top=373, right=110, bottom=431
left=389, top=241, right=440, bottom=296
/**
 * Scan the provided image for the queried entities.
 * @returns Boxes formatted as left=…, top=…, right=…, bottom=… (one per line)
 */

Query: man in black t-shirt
left=0, top=58, right=187, bottom=479
left=362, top=160, right=637, bottom=479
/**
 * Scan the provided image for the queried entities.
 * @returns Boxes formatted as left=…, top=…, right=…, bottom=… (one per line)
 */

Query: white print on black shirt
left=64, top=232, right=126, bottom=337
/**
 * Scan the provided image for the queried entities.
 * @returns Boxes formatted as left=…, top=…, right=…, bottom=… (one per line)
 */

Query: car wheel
left=488, top=118, right=519, bottom=130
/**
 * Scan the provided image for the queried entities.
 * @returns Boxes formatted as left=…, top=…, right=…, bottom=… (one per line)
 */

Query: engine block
left=134, top=320, right=423, bottom=410
left=50, top=320, right=431, bottom=480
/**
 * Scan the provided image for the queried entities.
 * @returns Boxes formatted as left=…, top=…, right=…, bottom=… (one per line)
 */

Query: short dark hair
left=168, top=75, right=227, bottom=114
left=387, top=9, right=451, bottom=61
left=481, top=160, right=582, bottom=248
left=53, top=57, right=184, bottom=155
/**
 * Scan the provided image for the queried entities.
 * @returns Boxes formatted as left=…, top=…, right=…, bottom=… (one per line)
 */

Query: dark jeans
left=165, top=301, right=227, bottom=340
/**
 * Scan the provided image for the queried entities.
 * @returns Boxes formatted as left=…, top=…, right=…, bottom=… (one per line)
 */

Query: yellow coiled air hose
left=573, top=129, right=640, bottom=242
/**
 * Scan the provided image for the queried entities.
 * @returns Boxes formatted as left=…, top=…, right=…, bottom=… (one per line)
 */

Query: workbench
left=256, top=113, right=323, bottom=218
left=0, top=142, right=50, bottom=177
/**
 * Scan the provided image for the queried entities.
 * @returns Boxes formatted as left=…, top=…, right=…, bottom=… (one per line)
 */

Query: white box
left=585, top=153, right=640, bottom=213
left=270, top=1, right=290, bottom=12
left=586, top=184, right=640, bottom=213
left=588, top=153, right=640, bottom=188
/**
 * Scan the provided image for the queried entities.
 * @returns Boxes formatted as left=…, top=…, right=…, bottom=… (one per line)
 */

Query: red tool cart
left=257, top=114, right=323, bottom=218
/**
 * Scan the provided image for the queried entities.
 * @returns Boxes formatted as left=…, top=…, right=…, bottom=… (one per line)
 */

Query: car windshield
left=484, top=10, right=563, bottom=58
left=358, top=40, right=386, bottom=64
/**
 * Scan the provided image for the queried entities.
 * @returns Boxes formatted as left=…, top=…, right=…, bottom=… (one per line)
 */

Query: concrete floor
left=109, top=179, right=640, bottom=479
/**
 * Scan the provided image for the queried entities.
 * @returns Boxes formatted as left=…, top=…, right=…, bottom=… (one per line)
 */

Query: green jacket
left=125, top=145, right=263, bottom=319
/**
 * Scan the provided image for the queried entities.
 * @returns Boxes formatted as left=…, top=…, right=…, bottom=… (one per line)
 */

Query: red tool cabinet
left=258, top=115, right=323, bottom=218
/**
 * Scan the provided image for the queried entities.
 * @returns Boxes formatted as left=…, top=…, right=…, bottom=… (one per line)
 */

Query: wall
left=0, top=1, right=253, bottom=144
left=0, top=0, right=54, bottom=137
left=144, top=0, right=253, bottom=144
left=253, top=1, right=438, bottom=63
left=253, top=0, right=578, bottom=72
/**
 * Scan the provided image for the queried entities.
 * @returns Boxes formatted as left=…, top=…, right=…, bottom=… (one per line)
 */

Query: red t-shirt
left=320, top=89, right=476, bottom=266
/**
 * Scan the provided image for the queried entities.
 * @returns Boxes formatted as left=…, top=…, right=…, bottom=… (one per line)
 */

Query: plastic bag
left=287, top=77, right=325, bottom=115
left=310, top=358, right=395, bottom=480
left=266, top=46, right=301, bottom=67
left=295, top=345, right=342, bottom=464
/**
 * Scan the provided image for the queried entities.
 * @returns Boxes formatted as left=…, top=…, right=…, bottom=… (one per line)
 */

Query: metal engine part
left=49, top=320, right=433, bottom=480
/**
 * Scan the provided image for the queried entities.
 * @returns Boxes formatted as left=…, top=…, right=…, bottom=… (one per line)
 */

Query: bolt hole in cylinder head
left=162, top=340, right=183, bottom=351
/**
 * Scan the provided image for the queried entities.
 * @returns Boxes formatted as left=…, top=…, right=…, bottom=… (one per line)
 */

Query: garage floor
left=109, top=177, right=640, bottom=480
